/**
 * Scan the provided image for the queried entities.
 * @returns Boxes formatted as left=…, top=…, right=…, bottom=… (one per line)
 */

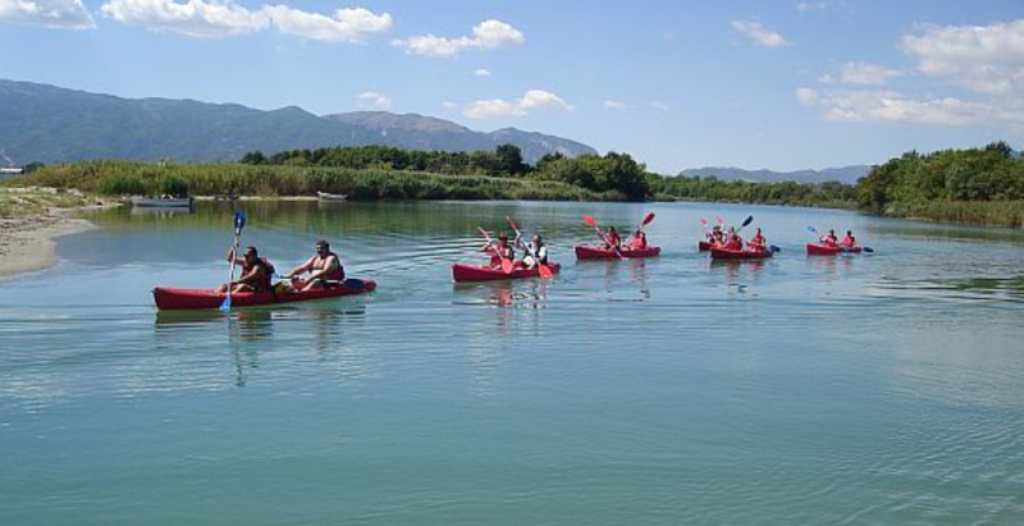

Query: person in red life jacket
left=602, top=226, right=622, bottom=250
left=626, top=229, right=647, bottom=250
left=747, top=227, right=767, bottom=251
left=285, top=239, right=344, bottom=292
left=821, top=229, right=839, bottom=247
left=482, top=231, right=515, bottom=269
left=707, top=225, right=725, bottom=247
left=839, top=230, right=857, bottom=248
left=723, top=226, right=744, bottom=250
left=217, top=246, right=274, bottom=294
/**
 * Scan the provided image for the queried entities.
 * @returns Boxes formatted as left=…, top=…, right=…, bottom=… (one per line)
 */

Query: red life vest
left=312, top=252, right=344, bottom=281
left=242, top=257, right=274, bottom=292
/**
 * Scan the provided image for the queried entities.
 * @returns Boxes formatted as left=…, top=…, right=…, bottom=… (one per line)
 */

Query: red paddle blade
left=700, top=218, right=708, bottom=226
left=501, top=258, right=514, bottom=273
left=641, top=212, right=655, bottom=226
left=583, top=214, right=597, bottom=227
left=538, top=263, right=554, bottom=279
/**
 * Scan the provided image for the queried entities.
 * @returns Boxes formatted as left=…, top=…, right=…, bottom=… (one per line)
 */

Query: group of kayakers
left=482, top=231, right=550, bottom=271
left=703, top=224, right=769, bottom=252
left=817, top=229, right=858, bottom=249
left=596, top=226, right=649, bottom=252
left=216, top=239, right=345, bottom=294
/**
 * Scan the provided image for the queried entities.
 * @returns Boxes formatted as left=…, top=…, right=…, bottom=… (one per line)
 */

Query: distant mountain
left=0, top=79, right=597, bottom=166
left=680, top=165, right=872, bottom=185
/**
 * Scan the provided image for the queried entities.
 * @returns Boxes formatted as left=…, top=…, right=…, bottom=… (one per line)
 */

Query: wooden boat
left=130, top=196, right=193, bottom=208
left=317, top=191, right=348, bottom=202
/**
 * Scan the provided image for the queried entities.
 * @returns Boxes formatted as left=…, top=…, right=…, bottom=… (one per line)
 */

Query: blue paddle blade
left=343, top=278, right=365, bottom=290
left=219, top=295, right=231, bottom=311
left=863, top=247, right=875, bottom=253
left=770, top=245, right=781, bottom=253
left=807, top=226, right=818, bottom=234
left=234, top=211, right=246, bottom=231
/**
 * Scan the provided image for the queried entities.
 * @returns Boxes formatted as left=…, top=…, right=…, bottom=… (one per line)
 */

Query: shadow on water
left=452, top=279, right=550, bottom=309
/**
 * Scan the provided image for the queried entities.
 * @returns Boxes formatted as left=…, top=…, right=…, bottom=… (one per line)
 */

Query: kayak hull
left=710, top=247, right=773, bottom=260
left=452, top=262, right=561, bottom=282
left=153, top=278, right=376, bottom=310
left=806, top=243, right=862, bottom=255
left=698, top=241, right=712, bottom=251
left=574, top=245, right=661, bottom=260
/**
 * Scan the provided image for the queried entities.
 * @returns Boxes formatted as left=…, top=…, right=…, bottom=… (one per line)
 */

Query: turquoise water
left=1, top=200, right=1023, bottom=525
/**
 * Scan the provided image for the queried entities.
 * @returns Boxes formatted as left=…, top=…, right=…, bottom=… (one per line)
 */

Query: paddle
left=506, top=216, right=553, bottom=279
left=582, top=215, right=625, bottom=260
left=735, top=215, right=754, bottom=234
left=477, top=226, right=514, bottom=273
left=220, top=211, right=247, bottom=311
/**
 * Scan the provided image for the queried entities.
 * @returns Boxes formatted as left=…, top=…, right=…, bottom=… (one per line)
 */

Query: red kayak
left=153, top=278, right=377, bottom=310
left=806, top=243, right=862, bottom=255
left=452, top=262, right=561, bottom=282
left=574, top=245, right=661, bottom=259
left=710, top=247, right=773, bottom=260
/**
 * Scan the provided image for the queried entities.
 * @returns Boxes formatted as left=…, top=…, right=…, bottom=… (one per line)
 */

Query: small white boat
left=130, top=196, right=194, bottom=208
left=316, top=191, right=347, bottom=202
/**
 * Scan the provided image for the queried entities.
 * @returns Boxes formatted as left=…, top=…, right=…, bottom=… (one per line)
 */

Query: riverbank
left=0, top=188, right=119, bottom=278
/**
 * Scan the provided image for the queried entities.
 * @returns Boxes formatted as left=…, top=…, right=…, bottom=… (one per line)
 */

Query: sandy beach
left=0, top=188, right=118, bottom=279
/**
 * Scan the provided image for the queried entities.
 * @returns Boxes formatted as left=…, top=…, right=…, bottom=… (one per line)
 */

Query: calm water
left=1, top=200, right=1023, bottom=525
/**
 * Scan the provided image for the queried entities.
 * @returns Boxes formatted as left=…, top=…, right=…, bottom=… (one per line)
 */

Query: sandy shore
left=0, top=188, right=120, bottom=279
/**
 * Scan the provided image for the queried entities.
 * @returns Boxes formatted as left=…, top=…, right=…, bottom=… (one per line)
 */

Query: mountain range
left=0, top=79, right=597, bottom=166
left=680, top=165, right=872, bottom=185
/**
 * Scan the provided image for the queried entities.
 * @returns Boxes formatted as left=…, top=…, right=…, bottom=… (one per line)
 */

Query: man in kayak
left=723, top=226, right=744, bottom=250
left=747, top=228, right=767, bottom=252
left=839, top=230, right=857, bottom=249
left=482, top=231, right=515, bottom=269
left=821, top=229, right=839, bottom=247
left=519, top=234, right=549, bottom=270
left=217, top=246, right=274, bottom=294
left=284, top=239, right=345, bottom=292
left=707, top=225, right=725, bottom=247
left=602, top=226, right=622, bottom=250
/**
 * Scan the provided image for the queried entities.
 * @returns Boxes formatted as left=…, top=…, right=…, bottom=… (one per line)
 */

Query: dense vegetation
left=648, top=175, right=855, bottom=207
left=855, top=142, right=1024, bottom=227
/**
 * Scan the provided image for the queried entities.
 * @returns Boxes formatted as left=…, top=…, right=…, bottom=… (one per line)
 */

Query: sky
left=1, top=0, right=1023, bottom=174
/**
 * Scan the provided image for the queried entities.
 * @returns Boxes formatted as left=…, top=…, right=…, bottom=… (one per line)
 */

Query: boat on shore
left=130, top=196, right=193, bottom=208
left=316, top=191, right=348, bottom=202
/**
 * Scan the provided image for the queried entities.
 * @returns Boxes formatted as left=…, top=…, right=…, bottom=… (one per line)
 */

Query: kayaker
left=520, top=234, right=549, bottom=270
left=482, top=231, right=515, bottom=268
left=723, top=227, right=744, bottom=250
left=747, top=228, right=767, bottom=251
left=284, top=239, right=344, bottom=292
left=603, top=226, right=622, bottom=250
left=707, top=225, right=725, bottom=247
left=627, top=229, right=647, bottom=250
left=840, top=230, right=857, bottom=248
left=217, top=246, right=274, bottom=294
left=821, top=229, right=839, bottom=247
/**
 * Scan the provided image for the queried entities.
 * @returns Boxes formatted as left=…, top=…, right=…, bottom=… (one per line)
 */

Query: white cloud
left=262, top=6, right=391, bottom=42
left=0, top=0, right=95, bottom=29
left=796, top=2, right=827, bottom=11
left=392, top=18, right=524, bottom=58
left=473, top=68, right=491, bottom=77
left=356, top=91, right=391, bottom=109
left=731, top=19, right=790, bottom=48
left=100, top=0, right=391, bottom=41
left=839, top=62, right=901, bottom=85
left=463, top=89, right=572, bottom=119
left=651, top=101, right=671, bottom=112
left=100, top=0, right=269, bottom=37
left=604, top=100, right=629, bottom=111
left=441, top=101, right=459, bottom=110
left=903, top=18, right=1024, bottom=96
left=795, top=87, right=819, bottom=106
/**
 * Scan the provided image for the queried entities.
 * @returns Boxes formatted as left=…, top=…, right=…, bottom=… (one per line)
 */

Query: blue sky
left=2, top=0, right=1023, bottom=173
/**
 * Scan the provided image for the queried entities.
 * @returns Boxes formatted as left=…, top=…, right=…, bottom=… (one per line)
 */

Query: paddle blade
left=741, top=215, right=753, bottom=227
left=863, top=247, right=875, bottom=253
left=538, top=263, right=554, bottom=279
left=501, top=258, right=514, bottom=274
left=583, top=214, right=597, bottom=227
left=219, top=294, right=231, bottom=312
left=641, top=212, right=656, bottom=227
left=342, top=278, right=366, bottom=290
left=234, top=211, right=246, bottom=231
left=700, top=218, right=708, bottom=227
left=770, top=245, right=781, bottom=253
left=807, top=226, right=819, bottom=234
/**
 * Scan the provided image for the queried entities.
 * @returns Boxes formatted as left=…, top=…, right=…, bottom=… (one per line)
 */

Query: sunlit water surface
left=2, top=201, right=1023, bottom=525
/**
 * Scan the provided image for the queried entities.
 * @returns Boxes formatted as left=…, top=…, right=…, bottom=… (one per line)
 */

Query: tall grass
left=887, top=200, right=1024, bottom=228
left=10, top=160, right=603, bottom=201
